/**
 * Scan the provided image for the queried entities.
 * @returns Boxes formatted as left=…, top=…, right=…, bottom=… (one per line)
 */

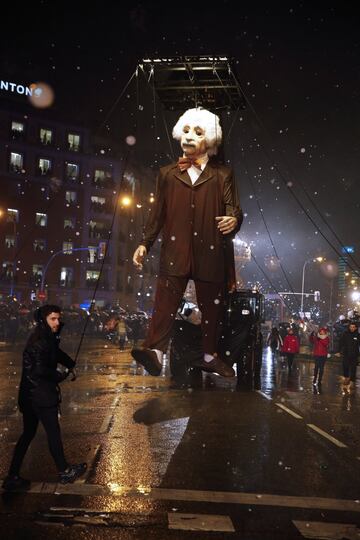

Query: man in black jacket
left=338, top=322, right=360, bottom=392
left=2, top=305, right=87, bottom=491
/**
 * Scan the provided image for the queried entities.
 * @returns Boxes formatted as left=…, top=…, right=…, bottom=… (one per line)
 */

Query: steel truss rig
left=139, top=55, right=246, bottom=111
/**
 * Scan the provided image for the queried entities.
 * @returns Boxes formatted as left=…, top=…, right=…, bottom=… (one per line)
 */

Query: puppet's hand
left=133, top=245, right=147, bottom=270
left=215, top=216, right=238, bottom=234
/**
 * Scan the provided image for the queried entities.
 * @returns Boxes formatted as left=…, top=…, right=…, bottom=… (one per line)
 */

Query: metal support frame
left=139, top=55, right=246, bottom=111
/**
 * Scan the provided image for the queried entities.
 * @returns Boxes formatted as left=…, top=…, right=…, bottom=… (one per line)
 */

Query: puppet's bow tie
left=178, top=157, right=202, bottom=172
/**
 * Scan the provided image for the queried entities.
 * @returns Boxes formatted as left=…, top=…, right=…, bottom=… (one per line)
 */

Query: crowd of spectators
left=0, top=299, right=148, bottom=346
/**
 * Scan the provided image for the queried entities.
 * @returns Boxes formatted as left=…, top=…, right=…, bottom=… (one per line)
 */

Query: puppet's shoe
left=131, top=348, right=162, bottom=376
left=195, top=355, right=235, bottom=377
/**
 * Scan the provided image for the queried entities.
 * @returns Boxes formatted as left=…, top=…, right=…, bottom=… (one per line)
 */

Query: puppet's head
left=172, top=107, right=222, bottom=157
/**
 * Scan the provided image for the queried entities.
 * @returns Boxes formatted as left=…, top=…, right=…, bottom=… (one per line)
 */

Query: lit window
left=90, top=195, right=106, bottom=212
left=86, top=270, right=100, bottom=282
left=40, top=128, right=53, bottom=145
left=64, top=217, right=75, bottom=229
left=89, top=220, right=106, bottom=239
left=65, top=191, right=77, bottom=203
left=36, top=212, right=47, bottom=227
left=63, top=241, right=73, bottom=254
left=88, top=246, right=98, bottom=263
left=7, top=208, right=19, bottom=222
left=33, top=239, right=46, bottom=252
left=94, top=169, right=105, bottom=182
left=93, top=169, right=113, bottom=186
left=11, top=121, right=24, bottom=138
left=68, top=133, right=80, bottom=151
left=60, top=267, right=73, bottom=286
left=1, top=261, right=14, bottom=280
left=91, top=195, right=106, bottom=204
left=5, top=235, right=15, bottom=248
left=32, top=264, right=44, bottom=278
left=66, top=162, right=79, bottom=181
left=38, top=158, right=52, bottom=176
left=9, top=152, right=23, bottom=172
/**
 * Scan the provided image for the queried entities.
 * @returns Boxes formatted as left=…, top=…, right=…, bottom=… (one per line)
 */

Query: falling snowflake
left=125, top=135, right=136, bottom=146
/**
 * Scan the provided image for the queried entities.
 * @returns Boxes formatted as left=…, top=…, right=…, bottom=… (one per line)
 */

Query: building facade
left=0, top=105, right=156, bottom=309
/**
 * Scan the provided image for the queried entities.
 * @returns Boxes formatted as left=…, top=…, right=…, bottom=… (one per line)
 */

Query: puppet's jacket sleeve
left=141, top=171, right=166, bottom=252
left=224, top=170, right=243, bottom=235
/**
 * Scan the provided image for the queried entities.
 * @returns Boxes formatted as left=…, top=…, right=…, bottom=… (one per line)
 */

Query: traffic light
left=314, top=290, right=320, bottom=302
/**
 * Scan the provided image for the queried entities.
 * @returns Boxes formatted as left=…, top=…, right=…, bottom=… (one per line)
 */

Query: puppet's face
left=180, top=124, right=207, bottom=157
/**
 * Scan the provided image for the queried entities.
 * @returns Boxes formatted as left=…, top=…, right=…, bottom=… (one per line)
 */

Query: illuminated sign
left=342, top=246, right=355, bottom=254
left=0, top=80, right=42, bottom=97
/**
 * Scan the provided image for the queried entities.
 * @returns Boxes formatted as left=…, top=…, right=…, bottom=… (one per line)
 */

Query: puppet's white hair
left=172, top=108, right=222, bottom=156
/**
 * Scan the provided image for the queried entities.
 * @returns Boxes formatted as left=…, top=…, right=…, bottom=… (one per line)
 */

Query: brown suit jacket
left=142, top=160, right=243, bottom=286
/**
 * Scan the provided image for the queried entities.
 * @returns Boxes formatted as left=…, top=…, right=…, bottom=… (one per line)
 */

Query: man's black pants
left=343, top=356, right=358, bottom=382
left=8, top=404, right=68, bottom=476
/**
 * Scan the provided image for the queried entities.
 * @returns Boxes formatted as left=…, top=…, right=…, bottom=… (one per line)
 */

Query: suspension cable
left=73, top=151, right=131, bottom=363
left=242, top=151, right=301, bottom=312
left=230, top=68, right=360, bottom=278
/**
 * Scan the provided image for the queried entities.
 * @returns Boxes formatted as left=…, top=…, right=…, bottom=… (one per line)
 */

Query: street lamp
left=300, top=256, right=324, bottom=316
left=120, top=195, right=132, bottom=207
left=40, top=247, right=94, bottom=298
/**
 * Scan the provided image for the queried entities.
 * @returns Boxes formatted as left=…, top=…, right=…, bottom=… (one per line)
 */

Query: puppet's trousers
left=143, top=275, right=224, bottom=355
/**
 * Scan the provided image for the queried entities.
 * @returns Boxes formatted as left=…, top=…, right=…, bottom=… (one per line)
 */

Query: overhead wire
left=242, top=151, right=301, bottom=312
left=250, top=253, right=295, bottom=313
left=96, top=69, right=137, bottom=135
left=229, top=67, right=360, bottom=279
left=73, top=150, right=131, bottom=363
left=213, top=65, right=301, bottom=310
left=70, top=71, right=139, bottom=362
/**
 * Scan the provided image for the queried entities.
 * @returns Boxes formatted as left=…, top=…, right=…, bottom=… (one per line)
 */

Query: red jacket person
left=132, top=108, right=242, bottom=377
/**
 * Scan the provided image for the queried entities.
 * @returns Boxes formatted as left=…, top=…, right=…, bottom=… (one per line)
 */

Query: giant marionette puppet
left=132, top=107, right=243, bottom=377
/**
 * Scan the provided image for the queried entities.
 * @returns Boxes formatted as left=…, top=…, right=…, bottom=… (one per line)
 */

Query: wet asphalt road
left=0, top=339, right=360, bottom=539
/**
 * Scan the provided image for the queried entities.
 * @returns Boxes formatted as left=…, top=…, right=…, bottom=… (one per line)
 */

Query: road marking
left=256, top=390, right=272, bottom=400
left=75, top=444, right=101, bottom=484
left=98, top=396, right=119, bottom=433
left=307, top=424, right=347, bottom=448
left=99, top=413, right=112, bottom=433
left=293, top=520, right=359, bottom=539
left=2, top=483, right=360, bottom=512
left=168, top=513, right=235, bottom=532
left=275, top=403, right=303, bottom=419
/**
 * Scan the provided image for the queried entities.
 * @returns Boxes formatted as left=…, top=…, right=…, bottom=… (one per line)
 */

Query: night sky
left=1, top=1, right=360, bottom=312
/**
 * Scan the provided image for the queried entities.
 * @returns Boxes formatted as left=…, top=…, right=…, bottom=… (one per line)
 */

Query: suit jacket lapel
left=193, top=163, right=215, bottom=187
left=173, top=168, right=193, bottom=186
left=172, top=162, right=215, bottom=187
